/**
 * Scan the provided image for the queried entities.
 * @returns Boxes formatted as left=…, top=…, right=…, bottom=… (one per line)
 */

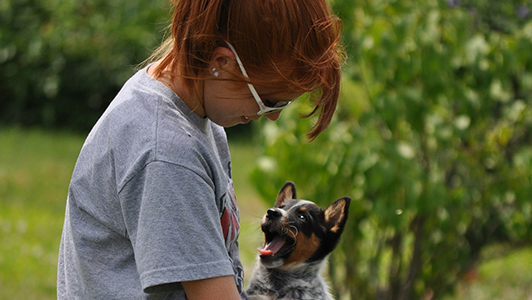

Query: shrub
left=252, top=0, right=532, bottom=298
left=0, top=0, right=169, bottom=131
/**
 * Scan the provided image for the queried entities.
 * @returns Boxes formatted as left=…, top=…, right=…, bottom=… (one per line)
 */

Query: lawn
left=0, top=127, right=530, bottom=299
left=0, top=127, right=84, bottom=299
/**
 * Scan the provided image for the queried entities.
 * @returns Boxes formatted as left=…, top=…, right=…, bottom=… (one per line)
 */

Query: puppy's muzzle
left=258, top=208, right=295, bottom=258
left=266, top=208, right=282, bottom=220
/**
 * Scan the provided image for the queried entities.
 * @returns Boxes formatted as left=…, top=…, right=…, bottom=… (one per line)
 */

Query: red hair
left=151, top=0, right=344, bottom=140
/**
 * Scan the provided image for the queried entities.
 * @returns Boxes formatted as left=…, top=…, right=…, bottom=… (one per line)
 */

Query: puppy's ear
left=275, top=181, right=297, bottom=207
left=307, top=197, right=351, bottom=262
left=324, top=197, right=351, bottom=234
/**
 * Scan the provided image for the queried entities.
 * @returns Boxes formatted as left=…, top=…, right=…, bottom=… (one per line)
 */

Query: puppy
left=246, top=181, right=350, bottom=300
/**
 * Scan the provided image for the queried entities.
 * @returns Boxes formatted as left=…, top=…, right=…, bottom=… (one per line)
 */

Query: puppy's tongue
left=257, top=236, right=286, bottom=256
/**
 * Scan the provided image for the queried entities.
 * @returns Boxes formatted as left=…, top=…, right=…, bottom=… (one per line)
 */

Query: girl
left=57, top=0, right=343, bottom=299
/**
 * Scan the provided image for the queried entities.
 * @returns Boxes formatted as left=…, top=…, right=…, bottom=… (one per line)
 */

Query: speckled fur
left=247, top=260, right=333, bottom=300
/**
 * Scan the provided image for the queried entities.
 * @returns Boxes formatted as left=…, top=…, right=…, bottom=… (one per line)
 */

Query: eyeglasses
left=225, top=42, right=292, bottom=115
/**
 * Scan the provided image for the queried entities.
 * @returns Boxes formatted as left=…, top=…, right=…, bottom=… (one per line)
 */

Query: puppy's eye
left=298, top=214, right=307, bottom=221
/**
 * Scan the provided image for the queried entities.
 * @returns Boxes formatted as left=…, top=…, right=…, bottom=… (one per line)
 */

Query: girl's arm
left=182, top=275, right=242, bottom=300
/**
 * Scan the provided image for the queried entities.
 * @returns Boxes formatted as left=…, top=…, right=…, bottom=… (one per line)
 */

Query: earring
left=212, top=67, right=219, bottom=77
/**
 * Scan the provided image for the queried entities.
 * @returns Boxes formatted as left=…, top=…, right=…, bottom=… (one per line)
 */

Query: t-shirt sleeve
left=118, top=160, right=234, bottom=293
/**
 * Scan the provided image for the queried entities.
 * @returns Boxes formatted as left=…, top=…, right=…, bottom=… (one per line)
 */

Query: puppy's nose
left=266, top=208, right=282, bottom=219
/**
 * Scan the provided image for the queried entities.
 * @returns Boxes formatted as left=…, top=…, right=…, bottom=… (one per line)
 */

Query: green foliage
left=0, top=0, right=170, bottom=131
left=252, top=0, right=532, bottom=299
left=445, top=246, right=532, bottom=300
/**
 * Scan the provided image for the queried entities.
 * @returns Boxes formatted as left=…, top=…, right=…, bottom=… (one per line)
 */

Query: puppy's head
left=257, top=181, right=350, bottom=269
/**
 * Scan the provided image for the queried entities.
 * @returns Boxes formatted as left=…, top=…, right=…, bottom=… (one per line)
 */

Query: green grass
left=0, top=127, right=531, bottom=299
left=0, top=127, right=84, bottom=300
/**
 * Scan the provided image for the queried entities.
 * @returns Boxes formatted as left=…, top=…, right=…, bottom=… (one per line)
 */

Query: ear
left=210, top=46, right=236, bottom=73
left=275, top=181, right=297, bottom=207
left=307, top=197, right=351, bottom=262
left=324, top=197, right=351, bottom=234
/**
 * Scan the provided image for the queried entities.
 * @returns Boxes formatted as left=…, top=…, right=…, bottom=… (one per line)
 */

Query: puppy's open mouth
left=257, top=232, right=295, bottom=257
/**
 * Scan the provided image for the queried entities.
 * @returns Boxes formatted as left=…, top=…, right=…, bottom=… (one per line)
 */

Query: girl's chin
left=240, top=116, right=251, bottom=124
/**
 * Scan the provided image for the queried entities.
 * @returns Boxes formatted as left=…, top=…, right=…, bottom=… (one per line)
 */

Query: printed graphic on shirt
left=219, top=181, right=244, bottom=296
left=220, top=184, right=240, bottom=247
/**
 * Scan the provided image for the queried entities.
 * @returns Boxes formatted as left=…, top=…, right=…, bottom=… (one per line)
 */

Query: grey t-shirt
left=57, top=66, right=245, bottom=299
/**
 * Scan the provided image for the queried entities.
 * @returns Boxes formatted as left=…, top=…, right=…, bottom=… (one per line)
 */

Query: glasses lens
left=264, top=100, right=291, bottom=109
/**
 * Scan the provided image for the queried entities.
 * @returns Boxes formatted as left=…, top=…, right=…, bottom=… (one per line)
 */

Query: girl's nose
left=263, top=111, right=282, bottom=121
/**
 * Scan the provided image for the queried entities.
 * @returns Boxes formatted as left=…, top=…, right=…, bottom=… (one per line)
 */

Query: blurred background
left=1, top=0, right=531, bottom=299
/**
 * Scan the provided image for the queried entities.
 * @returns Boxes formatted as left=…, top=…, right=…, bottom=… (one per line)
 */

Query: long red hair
left=150, top=0, right=344, bottom=139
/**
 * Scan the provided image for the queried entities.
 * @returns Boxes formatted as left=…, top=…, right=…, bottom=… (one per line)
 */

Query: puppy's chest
left=247, top=269, right=332, bottom=300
